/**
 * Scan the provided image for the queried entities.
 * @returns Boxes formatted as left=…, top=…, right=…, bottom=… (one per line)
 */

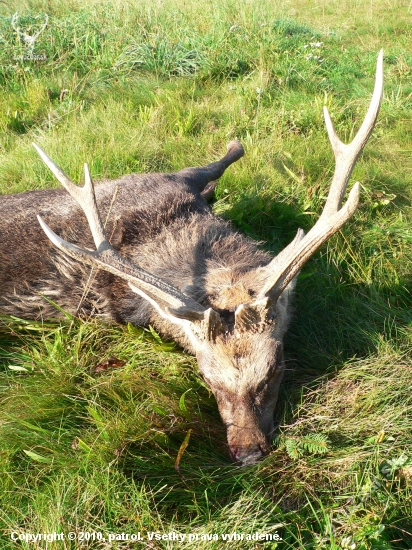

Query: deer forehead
left=213, top=283, right=252, bottom=309
left=205, top=269, right=266, bottom=309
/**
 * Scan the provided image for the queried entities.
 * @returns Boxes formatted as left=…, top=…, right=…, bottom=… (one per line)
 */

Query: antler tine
left=322, top=49, right=384, bottom=215
left=33, top=144, right=107, bottom=250
left=34, top=145, right=207, bottom=319
left=259, top=50, right=384, bottom=303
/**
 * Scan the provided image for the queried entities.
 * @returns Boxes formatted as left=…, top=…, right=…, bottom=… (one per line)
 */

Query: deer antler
left=34, top=144, right=211, bottom=325
left=258, top=49, right=384, bottom=304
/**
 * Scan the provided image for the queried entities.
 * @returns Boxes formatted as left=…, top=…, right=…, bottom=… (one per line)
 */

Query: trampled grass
left=0, top=0, right=411, bottom=548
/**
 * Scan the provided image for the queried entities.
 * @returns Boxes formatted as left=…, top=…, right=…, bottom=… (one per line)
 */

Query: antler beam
left=258, top=49, right=384, bottom=303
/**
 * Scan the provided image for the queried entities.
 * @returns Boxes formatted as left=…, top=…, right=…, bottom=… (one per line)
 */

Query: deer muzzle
left=223, top=406, right=273, bottom=466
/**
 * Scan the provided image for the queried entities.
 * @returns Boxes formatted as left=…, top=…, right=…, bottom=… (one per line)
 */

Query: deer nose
left=229, top=444, right=267, bottom=466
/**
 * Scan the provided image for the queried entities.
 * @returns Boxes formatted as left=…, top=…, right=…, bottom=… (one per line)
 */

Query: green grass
left=1, top=0, right=412, bottom=548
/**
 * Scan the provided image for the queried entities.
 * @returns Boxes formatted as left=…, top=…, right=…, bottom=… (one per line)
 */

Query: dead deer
left=0, top=52, right=383, bottom=465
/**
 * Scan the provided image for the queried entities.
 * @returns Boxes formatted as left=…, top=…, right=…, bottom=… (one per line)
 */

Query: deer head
left=35, top=51, right=383, bottom=465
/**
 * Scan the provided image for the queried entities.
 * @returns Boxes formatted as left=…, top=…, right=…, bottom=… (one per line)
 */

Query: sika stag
left=0, top=52, right=383, bottom=465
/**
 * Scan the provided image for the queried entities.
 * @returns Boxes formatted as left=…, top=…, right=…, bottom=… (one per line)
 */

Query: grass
left=0, top=0, right=412, bottom=548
